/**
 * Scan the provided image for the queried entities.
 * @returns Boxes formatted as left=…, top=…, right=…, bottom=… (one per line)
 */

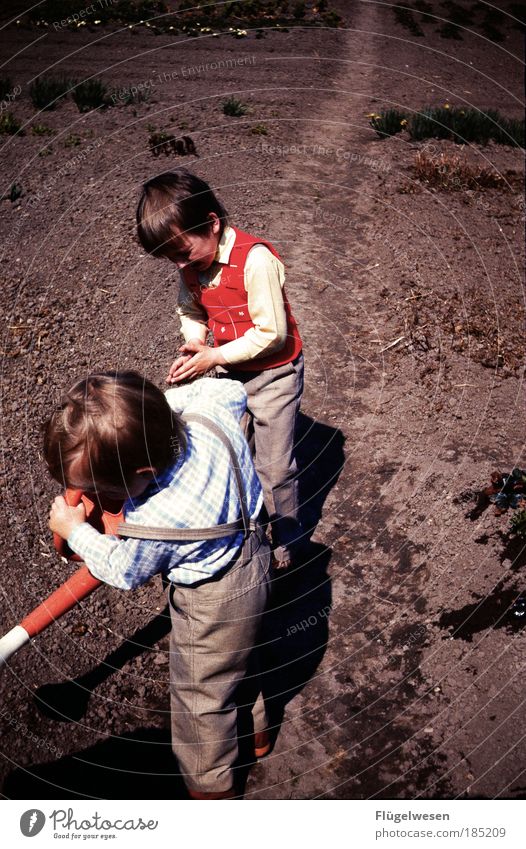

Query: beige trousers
left=168, top=526, right=272, bottom=794
left=217, top=353, right=304, bottom=560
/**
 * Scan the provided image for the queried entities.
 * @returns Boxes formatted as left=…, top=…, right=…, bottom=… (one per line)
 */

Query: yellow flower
left=444, top=103, right=450, bottom=109
left=400, top=119, right=408, bottom=126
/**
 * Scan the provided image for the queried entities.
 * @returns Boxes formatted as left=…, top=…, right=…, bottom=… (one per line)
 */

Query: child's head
left=136, top=168, right=228, bottom=270
left=44, top=371, right=186, bottom=499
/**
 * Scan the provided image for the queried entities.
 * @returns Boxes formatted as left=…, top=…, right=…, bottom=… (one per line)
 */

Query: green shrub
left=72, top=79, right=108, bottom=112
left=0, top=112, right=23, bottom=135
left=222, top=96, right=247, bottom=117
left=409, top=106, right=524, bottom=147
left=369, top=105, right=524, bottom=148
left=250, top=123, right=268, bottom=135
left=30, top=76, right=72, bottom=110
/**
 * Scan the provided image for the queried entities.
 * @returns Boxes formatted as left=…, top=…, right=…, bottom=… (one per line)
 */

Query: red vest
left=181, top=225, right=302, bottom=372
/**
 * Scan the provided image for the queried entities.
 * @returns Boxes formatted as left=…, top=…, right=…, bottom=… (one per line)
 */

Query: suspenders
left=117, top=413, right=256, bottom=543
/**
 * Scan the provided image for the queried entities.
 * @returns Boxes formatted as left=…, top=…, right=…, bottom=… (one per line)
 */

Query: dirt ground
left=0, top=0, right=524, bottom=800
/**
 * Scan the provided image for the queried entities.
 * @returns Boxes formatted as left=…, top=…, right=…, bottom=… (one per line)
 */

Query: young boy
left=136, top=169, right=304, bottom=570
left=45, top=370, right=272, bottom=799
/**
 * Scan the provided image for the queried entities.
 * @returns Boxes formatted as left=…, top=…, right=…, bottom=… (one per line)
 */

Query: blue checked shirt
left=67, top=378, right=263, bottom=588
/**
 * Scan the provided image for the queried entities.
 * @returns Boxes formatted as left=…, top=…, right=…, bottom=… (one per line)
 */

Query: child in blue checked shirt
left=46, top=371, right=272, bottom=799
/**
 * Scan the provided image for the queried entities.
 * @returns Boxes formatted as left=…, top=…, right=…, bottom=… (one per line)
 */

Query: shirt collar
left=214, top=224, right=236, bottom=265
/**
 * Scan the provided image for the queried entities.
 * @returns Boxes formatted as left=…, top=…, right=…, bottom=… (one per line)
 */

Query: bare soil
left=0, top=0, right=524, bottom=800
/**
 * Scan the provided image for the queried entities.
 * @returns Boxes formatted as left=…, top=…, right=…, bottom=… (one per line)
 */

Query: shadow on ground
left=3, top=728, right=188, bottom=799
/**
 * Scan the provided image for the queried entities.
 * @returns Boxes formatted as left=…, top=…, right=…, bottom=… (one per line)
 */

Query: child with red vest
left=136, top=169, right=304, bottom=569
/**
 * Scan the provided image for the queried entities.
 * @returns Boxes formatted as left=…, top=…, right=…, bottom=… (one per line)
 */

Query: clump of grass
left=39, top=145, right=53, bottom=157
left=441, top=1, right=475, bottom=26
left=437, top=21, right=463, bottom=39
left=0, top=77, right=12, bottom=101
left=412, top=150, right=519, bottom=191
left=31, top=123, right=55, bottom=136
left=0, top=112, right=23, bottom=135
left=481, top=8, right=505, bottom=42
left=250, top=123, right=268, bottom=135
left=0, top=183, right=23, bottom=202
left=72, top=79, right=108, bottom=112
left=148, top=130, right=198, bottom=157
left=369, top=105, right=524, bottom=147
left=293, top=1, right=305, bottom=18
left=409, top=106, right=524, bottom=147
left=392, top=7, right=424, bottom=36
left=222, top=96, right=248, bottom=117
left=368, top=108, right=408, bottom=137
left=30, top=76, right=72, bottom=110
left=64, top=133, right=81, bottom=147
left=510, top=508, right=526, bottom=537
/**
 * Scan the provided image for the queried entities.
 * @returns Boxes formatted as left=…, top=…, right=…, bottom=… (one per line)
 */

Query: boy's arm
left=218, top=245, right=288, bottom=365
left=68, top=524, right=173, bottom=590
left=49, top=496, right=173, bottom=590
left=176, top=276, right=208, bottom=344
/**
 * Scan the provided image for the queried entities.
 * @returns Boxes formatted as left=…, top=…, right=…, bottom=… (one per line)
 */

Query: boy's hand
left=49, top=495, right=87, bottom=540
left=166, top=340, right=226, bottom=383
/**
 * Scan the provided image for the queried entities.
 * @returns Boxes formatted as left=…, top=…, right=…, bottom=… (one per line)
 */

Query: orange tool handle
left=20, top=565, right=102, bottom=638
left=53, top=488, right=124, bottom=561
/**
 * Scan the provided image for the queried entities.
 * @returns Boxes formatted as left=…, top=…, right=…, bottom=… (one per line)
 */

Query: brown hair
left=136, top=168, right=228, bottom=258
left=43, top=371, right=186, bottom=489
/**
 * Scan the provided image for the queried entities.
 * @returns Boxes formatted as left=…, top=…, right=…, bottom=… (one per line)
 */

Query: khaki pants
left=168, top=526, right=272, bottom=794
left=217, top=353, right=304, bottom=560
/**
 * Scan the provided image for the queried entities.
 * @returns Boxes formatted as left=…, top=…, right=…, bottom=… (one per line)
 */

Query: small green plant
left=31, top=123, right=55, bottom=136
left=39, top=145, right=53, bottom=157
left=250, top=123, right=268, bottom=135
left=368, top=109, right=407, bottom=138
left=64, top=133, right=81, bottom=147
left=222, top=96, right=248, bottom=117
left=30, top=76, right=72, bottom=110
left=72, top=79, right=108, bottom=112
left=1, top=183, right=23, bottom=201
left=510, top=508, right=526, bottom=537
left=0, top=112, right=23, bottom=135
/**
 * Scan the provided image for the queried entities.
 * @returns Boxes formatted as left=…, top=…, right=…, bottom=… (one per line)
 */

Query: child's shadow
left=3, top=727, right=188, bottom=799
left=34, top=607, right=172, bottom=723
left=260, top=542, right=333, bottom=734
left=296, top=412, right=346, bottom=542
